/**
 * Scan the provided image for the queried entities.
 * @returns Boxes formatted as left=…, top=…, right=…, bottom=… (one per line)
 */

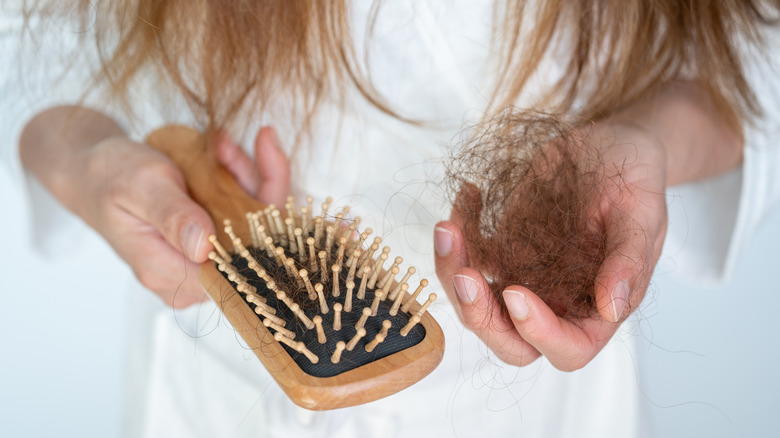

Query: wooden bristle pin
left=264, top=318, right=295, bottom=339
left=278, top=248, right=292, bottom=274
left=346, top=247, right=360, bottom=270
left=400, top=315, right=421, bottom=337
left=364, top=333, right=385, bottom=353
left=331, top=341, right=346, bottom=364
left=378, top=319, right=391, bottom=338
left=389, top=283, right=408, bottom=316
left=318, top=251, right=328, bottom=283
left=389, top=267, right=416, bottom=301
left=247, top=212, right=259, bottom=247
left=263, top=236, right=275, bottom=258
left=344, top=280, right=355, bottom=312
left=307, top=237, right=317, bottom=272
left=315, top=283, right=329, bottom=314
left=256, top=307, right=285, bottom=327
left=313, top=316, right=327, bottom=344
left=402, top=279, right=428, bottom=313
left=285, top=196, right=296, bottom=225
left=345, top=221, right=358, bottom=251
left=285, top=217, right=297, bottom=252
left=300, top=206, right=310, bottom=235
left=325, top=224, right=336, bottom=254
left=333, top=212, right=345, bottom=241
left=365, top=320, right=391, bottom=353
left=294, top=228, right=305, bottom=263
left=370, top=290, right=385, bottom=316
left=346, top=328, right=367, bottom=352
left=321, top=197, right=333, bottom=218
left=207, top=251, right=223, bottom=265
left=379, top=266, right=399, bottom=296
left=300, top=269, right=316, bottom=300
left=378, top=256, right=403, bottom=290
left=357, top=266, right=370, bottom=300
left=367, top=252, right=388, bottom=289
left=346, top=249, right=361, bottom=284
left=275, top=333, right=319, bottom=364
left=208, top=235, right=231, bottom=261
left=253, top=298, right=274, bottom=312
left=355, top=307, right=371, bottom=331
left=333, top=303, right=342, bottom=331
left=416, top=293, right=437, bottom=318
left=358, top=238, right=381, bottom=269
left=331, top=265, right=341, bottom=297
left=223, top=220, right=238, bottom=244
left=290, top=303, right=314, bottom=330
left=272, top=209, right=286, bottom=246
left=263, top=207, right=275, bottom=237
left=236, top=283, right=257, bottom=295
left=286, top=258, right=303, bottom=288
left=335, top=236, right=347, bottom=269
left=313, top=216, right=324, bottom=247
left=296, top=343, right=319, bottom=364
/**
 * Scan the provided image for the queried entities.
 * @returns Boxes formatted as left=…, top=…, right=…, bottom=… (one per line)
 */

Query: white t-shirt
left=3, top=2, right=779, bottom=437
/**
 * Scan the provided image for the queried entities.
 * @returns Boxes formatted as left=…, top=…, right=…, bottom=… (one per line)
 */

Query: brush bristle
left=209, top=196, right=435, bottom=378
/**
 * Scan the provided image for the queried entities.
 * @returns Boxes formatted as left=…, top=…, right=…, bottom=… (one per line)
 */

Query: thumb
left=254, top=126, right=291, bottom=206
left=593, top=206, right=658, bottom=323
left=133, top=165, right=216, bottom=263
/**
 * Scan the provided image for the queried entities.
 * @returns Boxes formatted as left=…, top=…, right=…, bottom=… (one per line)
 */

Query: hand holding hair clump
left=437, top=108, right=668, bottom=370
left=446, top=111, right=611, bottom=319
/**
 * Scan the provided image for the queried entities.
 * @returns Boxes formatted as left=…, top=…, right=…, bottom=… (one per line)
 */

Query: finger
left=253, top=126, right=291, bottom=206
left=454, top=270, right=541, bottom=366
left=594, top=197, right=664, bottom=323
left=120, top=163, right=216, bottom=263
left=215, top=131, right=260, bottom=196
left=433, top=220, right=469, bottom=319
left=117, top=222, right=208, bottom=308
left=502, top=286, right=615, bottom=371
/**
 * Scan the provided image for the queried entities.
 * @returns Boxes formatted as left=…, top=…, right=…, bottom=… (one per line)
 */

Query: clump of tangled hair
left=447, top=111, right=612, bottom=319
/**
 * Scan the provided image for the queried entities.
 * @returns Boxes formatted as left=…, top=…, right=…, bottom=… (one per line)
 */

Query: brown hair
left=448, top=111, right=609, bottom=318
left=491, top=0, right=780, bottom=134
left=22, top=0, right=780, bottom=131
left=24, top=0, right=780, bottom=134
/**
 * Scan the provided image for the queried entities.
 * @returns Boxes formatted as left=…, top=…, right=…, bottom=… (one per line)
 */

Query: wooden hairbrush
left=145, top=125, right=445, bottom=410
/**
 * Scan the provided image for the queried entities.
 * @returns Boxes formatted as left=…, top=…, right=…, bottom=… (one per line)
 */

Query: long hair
left=24, top=0, right=780, bottom=134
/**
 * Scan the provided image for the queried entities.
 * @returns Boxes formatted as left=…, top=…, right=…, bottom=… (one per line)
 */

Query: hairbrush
left=145, top=125, right=444, bottom=410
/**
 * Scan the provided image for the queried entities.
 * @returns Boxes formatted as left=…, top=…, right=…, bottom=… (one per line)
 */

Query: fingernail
left=503, top=290, right=529, bottom=320
left=434, top=227, right=453, bottom=257
left=611, top=280, right=630, bottom=323
left=452, top=274, right=478, bottom=303
left=181, top=221, right=204, bottom=261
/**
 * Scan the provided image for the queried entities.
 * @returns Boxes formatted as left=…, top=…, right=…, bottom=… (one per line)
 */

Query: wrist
left=19, top=106, right=127, bottom=216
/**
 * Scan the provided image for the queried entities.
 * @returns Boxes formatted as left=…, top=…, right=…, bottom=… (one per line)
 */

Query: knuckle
left=553, top=354, right=590, bottom=372
left=492, top=343, right=539, bottom=367
left=136, top=159, right=183, bottom=185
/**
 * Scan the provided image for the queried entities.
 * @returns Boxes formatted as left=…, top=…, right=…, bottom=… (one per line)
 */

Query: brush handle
left=145, top=125, right=259, bottom=244
left=145, top=125, right=445, bottom=410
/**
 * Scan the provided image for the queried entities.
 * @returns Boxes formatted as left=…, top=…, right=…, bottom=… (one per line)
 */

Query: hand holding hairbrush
left=145, top=125, right=445, bottom=410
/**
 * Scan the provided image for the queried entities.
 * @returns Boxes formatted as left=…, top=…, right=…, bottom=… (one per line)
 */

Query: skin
left=434, top=81, right=744, bottom=371
left=19, top=106, right=290, bottom=308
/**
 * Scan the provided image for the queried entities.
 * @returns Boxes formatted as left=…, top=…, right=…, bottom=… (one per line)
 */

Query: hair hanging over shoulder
left=491, top=0, right=780, bottom=134
left=24, top=0, right=780, bottom=133
left=23, top=0, right=393, bottom=134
